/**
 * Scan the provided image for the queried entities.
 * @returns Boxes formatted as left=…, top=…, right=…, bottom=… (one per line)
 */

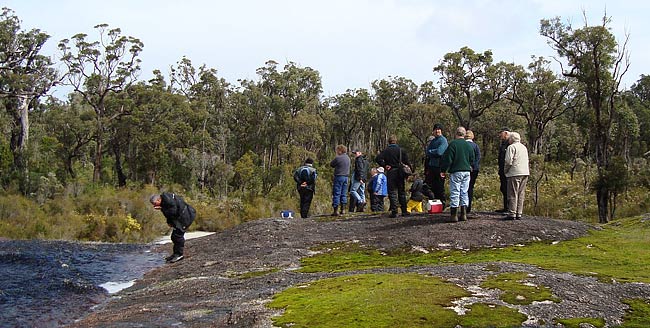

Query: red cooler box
left=425, top=200, right=443, bottom=214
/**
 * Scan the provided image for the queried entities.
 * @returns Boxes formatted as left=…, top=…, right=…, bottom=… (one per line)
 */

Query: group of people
left=293, top=123, right=530, bottom=223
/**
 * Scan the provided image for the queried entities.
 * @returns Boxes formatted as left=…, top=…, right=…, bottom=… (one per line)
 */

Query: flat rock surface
left=68, top=212, right=650, bottom=327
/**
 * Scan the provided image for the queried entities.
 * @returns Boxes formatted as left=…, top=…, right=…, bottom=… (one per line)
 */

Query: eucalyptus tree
left=540, top=13, right=630, bottom=223
left=327, top=88, right=375, bottom=152
left=628, top=75, right=650, bottom=155
left=508, top=56, right=581, bottom=155
left=255, top=60, right=322, bottom=167
left=58, top=24, right=143, bottom=183
left=371, top=76, right=418, bottom=150
left=0, top=8, right=57, bottom=175
left=434, top=46, right=513, bottom=129
left=170, top=57, right=232, bottom=193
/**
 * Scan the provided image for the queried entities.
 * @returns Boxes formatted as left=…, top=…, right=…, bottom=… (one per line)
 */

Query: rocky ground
left=68, top=211, right=650, bottom=327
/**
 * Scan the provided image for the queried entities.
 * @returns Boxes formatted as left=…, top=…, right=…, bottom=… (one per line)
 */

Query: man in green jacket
left=441, top=127, right=475, bottom=222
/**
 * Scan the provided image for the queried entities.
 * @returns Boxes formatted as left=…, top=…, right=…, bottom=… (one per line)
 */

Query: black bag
left=399, top=148, right=412, bottom=176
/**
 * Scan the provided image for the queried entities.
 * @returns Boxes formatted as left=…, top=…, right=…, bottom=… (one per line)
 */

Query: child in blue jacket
left=368, top=167, right=388, bottom=212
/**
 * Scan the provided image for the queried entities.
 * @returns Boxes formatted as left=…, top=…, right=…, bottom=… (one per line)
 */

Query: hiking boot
left=339, top=206, right=345, bottom=216
left=450, top=207, right=458, bottom=222
left=356, top=202, right=365, bottom=212
left=167, top=254, right=184, bottom=263
left=331, top=206, right=339, bottom=216
left=515, top=215, right=522, bottom=220
left=164, top=254, right=175, bottom=262
left=389, top=212, right=397, bottom=218
left=348, top=198, right=357, bottom=213
left=459, top=206, right=467, bottom=221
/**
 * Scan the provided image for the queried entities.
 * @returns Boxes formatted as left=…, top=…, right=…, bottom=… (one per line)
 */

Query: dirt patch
left=68, top=212, right=650, bottom=327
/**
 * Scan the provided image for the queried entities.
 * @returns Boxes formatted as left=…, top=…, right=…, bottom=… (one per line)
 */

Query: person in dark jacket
left=329, top=144, right=350, bottom=216
left=406, top=173, right=435, bottom=213
left=293, top=158, right=318, bottom=218
left=425, top=123, right=448, bottom=209
left=376, top=134, right=411, bottom=218
left=497, top=127, right=510, bottom=212
left=349, top=149, right=369, bottom=212
left=150, top=192, right=196, bottom=263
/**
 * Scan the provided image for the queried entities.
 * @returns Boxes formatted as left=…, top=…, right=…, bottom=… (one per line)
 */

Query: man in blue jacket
left=425, top=123, right=448, bottom=208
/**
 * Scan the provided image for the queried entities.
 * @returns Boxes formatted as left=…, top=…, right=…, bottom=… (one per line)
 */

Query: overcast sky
left=5, top=0, right=650, bottom=98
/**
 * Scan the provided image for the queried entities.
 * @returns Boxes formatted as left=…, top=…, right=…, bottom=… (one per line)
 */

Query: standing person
left=497, top=127, right=510, bottom=213
left=376, top=135, right=411, bottom=218
left=293, top=158, right=318, bottom=218
left=425, top=123, right=448, bottom=208
left=504, top=132, right=530, bottom=220
left=329, top=144, right=350, bottom=216
left=150, top=192, right=196, bottom=263
left=368, top=167, right=388, bottom=212
left=441, top=127, right=475, bottom=222
left=465, top=130, right=481, bottom=213
left=349, top=149, right=369, bottom=212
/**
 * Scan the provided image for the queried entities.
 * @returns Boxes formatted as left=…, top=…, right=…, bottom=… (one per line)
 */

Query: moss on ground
left=620, top=298, right=650, bottom=328
left=300, top=216, right=650, bottom=283
left=555, top=317, right=606, bottom=328
left=480, top=272, right=560, bottom=305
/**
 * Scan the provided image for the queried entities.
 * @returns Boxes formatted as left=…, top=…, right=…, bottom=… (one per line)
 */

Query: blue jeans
left=332, top=175, right=348, bottom=208
left=350, top=179, right=366, bottom=203
left=449, top=171, right=470, bottom=208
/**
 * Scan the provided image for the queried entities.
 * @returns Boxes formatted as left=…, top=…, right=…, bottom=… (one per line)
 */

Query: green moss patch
left=300, top=216, right=650, bottom=283
left=621, top=298, right=650, bottom=327
left=555, top=317, right=606, bottom=328
left=269, top=273, right=469, bottom=328
left=480, top=272, right=560, bottom=305
left=460, top=303, right=527, bottom=328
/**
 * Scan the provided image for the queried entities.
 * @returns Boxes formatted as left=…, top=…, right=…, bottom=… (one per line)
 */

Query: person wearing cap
left=441, top=127, right=475, bottom=222
left=465, top=130, right=481, bottom=213
left=330, top=144, right=350, bottom=216
left=497, top=127, right=511, bottom=212
left=504, top=132, right=529, bottom=220
left=425, top=123, right=448, bottom=208
left=376, top=134, right=411, bottom=218
left=293, top=158, right=318, bottom=218
left=368, top=167, right=388, bottom=212
left=349, top=149, right=369, bottom=212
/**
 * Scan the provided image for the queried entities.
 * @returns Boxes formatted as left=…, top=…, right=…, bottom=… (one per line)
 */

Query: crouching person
left=150, top=192, right=196, bottom=263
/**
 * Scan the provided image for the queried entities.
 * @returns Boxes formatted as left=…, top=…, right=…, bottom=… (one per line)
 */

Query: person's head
left=353, top=149, right=363, bottom=157
left=465, top=130, right=475, bottom=140
left=335, top=144, right=347, bottom=155
left=304, top=157, right=314, bottom=165
left=149, top=194, right=162, bottom=209
left=388, top=135, right=398, bottom=144
left=377, top=166, right=385, bottom=174
left=499, top=127, right=510, bottom=141
left=455, top=126, right=466, bottom=139
left=509, top=131, right=521, bottom=144
left=433, top=123, right=444, bottom=137
left=370, top=167, right=378, bottom=176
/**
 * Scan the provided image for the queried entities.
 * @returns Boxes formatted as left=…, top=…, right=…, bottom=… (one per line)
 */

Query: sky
left=5, top=0, right=650, bottom=99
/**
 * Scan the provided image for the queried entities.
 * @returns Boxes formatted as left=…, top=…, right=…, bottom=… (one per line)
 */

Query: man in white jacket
left=504, top=132, right=530, bottom=220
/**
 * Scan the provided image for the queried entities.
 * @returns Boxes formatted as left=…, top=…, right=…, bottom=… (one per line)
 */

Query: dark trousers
left=468, top=170, right=479, bottom=212
left=499, top=172, right=508, bottom=210
left=370, top=194, right=385, bottom=212
left=298, top=187, right=314, bottom=218
left=171, top=227, right=185, bottom=255
left=425, top=166, right=446, bottom=205
left=387, top=168, right=407, bottom=214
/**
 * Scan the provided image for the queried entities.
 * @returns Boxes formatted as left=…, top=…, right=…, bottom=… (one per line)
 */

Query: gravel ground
left=68, top=211, right=650, bottom=327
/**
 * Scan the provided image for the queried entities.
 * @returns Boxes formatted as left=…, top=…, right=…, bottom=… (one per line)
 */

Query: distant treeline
left=2, top=8, right=650, bottom=226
